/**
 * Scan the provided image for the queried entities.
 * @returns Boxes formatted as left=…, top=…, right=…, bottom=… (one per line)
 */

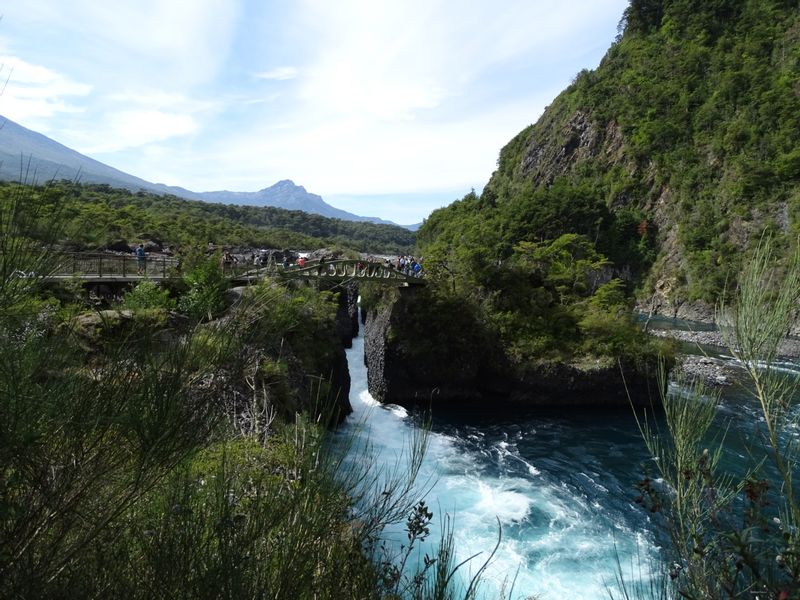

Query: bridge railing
left=281, top=259, right=425, bottom=284
left=53, top=253, right=180, bottom=279
left=43, top=254, right=424, bottom=285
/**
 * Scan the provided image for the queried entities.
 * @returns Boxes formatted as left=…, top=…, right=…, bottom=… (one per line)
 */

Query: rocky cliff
left=474, top=0, right=800, bottom=319
left=333, top=283, right=359, bottom=348
left=363, top=289, right=662, bottom=409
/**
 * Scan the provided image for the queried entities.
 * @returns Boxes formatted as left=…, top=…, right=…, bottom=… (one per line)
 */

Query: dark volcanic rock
left=363, top=289, right=502, bottom=405
left=335, top=283, right=359, bottom=348
left=319, top=281, right=359, bottom=349
left=509, top=360, right=661, bottom=407
left=104, top=239, right=132, bottom=253
left=363, top=290, right=661, bottom=410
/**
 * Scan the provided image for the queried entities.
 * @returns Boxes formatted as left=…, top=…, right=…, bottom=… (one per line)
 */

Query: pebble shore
left=649, top=328, right=800, bottom=388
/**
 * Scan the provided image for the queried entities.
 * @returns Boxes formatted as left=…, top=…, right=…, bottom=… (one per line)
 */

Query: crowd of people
left=354, top=255, right=424, bottom=278
left=392, top=255, right=423, bottom=277
left=212, top=248, right=425, bottom=279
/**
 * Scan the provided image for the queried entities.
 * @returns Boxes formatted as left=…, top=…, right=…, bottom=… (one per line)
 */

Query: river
left=338, top=329, right=663, bottom=598
left=338, top=317, right=800, bottom=598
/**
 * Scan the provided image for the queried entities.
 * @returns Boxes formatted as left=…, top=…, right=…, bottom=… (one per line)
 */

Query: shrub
left=122, top=279, right=175, bottom=310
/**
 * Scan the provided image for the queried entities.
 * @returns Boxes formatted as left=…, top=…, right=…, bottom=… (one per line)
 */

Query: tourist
left=135, top=243, right=146, bottom=275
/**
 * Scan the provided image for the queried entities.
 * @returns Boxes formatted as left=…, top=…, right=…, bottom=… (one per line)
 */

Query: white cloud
left=254, top=67, right=299, bottom=81
left=291, top=0, right=626, bottom=123
left=82, top=110, right=198, bottom=154
left=1, top=0, right=241, bottom=88
left=0, top=55, right=91, bottom=125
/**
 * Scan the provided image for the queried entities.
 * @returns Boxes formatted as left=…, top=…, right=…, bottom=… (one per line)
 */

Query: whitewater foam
left=339, top=329, right=659, bottom=599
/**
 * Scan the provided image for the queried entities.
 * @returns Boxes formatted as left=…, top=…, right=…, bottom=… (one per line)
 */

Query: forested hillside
left=420, top=0, right=800, bottom=317
left=4, top=180, right=415, bottom=254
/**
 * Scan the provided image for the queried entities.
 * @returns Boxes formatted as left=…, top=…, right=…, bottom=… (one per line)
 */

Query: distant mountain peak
left=0, top=115, right=413, bottom=229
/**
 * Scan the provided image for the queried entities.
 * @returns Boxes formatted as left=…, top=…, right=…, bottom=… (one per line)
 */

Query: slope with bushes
left=420, top=0, right=800, bottom=321
left=0, top=185, right=470, bottom=599
left=1, top=179, right=416, bottom=255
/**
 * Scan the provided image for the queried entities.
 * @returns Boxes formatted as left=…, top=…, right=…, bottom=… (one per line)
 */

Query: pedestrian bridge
left=39, top=254, right=424, bottom=287
left=253, top=259, right=424, bottom=286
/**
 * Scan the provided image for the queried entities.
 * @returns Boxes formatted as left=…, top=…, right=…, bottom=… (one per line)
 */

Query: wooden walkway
left=41, top=254, right=424, bottom=287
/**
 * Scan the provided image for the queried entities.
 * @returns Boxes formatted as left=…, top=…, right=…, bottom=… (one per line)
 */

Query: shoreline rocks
left=648, top=327, right=800, bottom=358
left=674, top=355, right=738, bottom=387
left=645, top=322, right=800, bottom=388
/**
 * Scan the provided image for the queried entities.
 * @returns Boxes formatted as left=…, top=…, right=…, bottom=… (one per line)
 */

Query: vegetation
left=0, top=185, right=477, bottom=599
left=0, top=179, right=415, bottom=254
left=427, top=0, right=800, bottom=306
left=418, top=191, right=665, bottom=369
left=621, top=238, right=800, bottom=598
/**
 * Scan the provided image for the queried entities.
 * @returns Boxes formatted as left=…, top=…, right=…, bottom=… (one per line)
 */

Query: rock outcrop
left=363, top=290, right=662, bottom=410
left=334, top=283, right=359, bottom=348
left=363, top=291, right=496, bottom=405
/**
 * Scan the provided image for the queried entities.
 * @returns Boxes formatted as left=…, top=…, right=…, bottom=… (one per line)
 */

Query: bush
left=177, top=254, right=228, bottom=322
left=121, top=279, right=175, bottom=310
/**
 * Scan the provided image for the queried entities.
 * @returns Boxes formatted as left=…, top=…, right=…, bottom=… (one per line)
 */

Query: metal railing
left=280, top=260, right=424, bottom=285
left=41, top=255, right=424, bottom=286
left=52, top=253, right=180, bottom=279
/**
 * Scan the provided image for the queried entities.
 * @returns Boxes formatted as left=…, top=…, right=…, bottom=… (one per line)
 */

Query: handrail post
left=122, top=255, right=126, bottom=277
left=98, top=256, right=103, bottom=278
left=162, top=256, right=166, bottom=279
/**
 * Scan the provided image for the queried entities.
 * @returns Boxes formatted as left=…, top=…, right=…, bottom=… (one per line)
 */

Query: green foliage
left=0, top=294, right=231, bottom=598
left=462, top=0, right=800, bottom=303
left=177, top=253, right=229, bottom=322
left=514, top=234, right=610, bottom=303
left=0, top=180, right=415, bottom=254
left=121, top=279, right=175, bottom=311
left=421, top=199, right=667, bottom=365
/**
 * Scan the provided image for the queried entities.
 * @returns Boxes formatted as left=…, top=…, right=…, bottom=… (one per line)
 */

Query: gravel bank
left=650, top=329, right=800, bottom=359
left=648, top=328, right=800, bottom=388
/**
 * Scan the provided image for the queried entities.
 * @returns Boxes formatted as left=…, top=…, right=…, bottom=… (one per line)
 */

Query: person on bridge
left=135, top=243, right=146, bottom=274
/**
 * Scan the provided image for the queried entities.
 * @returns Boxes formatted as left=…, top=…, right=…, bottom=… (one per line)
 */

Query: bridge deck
left=39, top=255, right=424, bottom=287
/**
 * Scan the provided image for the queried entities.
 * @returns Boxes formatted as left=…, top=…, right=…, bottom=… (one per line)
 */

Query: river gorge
left=338, top=310, right=800, bottom=598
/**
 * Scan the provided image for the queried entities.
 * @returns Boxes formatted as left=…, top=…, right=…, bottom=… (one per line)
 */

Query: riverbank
left=649, top=328, right=800, bottom=358
left=647, top=325, right=800, bottom=388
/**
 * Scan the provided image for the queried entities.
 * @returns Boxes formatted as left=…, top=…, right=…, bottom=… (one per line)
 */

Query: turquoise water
left=339, top=316, right=800, bottom=598
left=339, top=332, right=659, bottom=598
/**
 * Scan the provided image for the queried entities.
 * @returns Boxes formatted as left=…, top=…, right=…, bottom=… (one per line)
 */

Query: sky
left=0, top=0, right=629, bottom=224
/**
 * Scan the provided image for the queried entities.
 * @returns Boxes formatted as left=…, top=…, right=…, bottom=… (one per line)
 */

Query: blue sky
left=0, top=0, right=629, bottom=224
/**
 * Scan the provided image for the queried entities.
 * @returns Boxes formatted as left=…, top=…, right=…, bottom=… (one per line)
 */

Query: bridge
left=39, top=253, right=424, bottom=287
left=233, top=259, right=424, bottom=286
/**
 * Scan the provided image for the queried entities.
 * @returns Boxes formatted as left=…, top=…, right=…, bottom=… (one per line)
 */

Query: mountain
left=0, top=116, right=199, bottom=199
left=198, top=181, right=400, bottom=226
left=0, top=115, right=405, bottom=228
left=419, top=0, right=800, bottom=318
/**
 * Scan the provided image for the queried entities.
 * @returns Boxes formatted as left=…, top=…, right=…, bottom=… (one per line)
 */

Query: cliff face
left=231, top=284, right=354, bottom=425
left=274, top=333, right=352, bottom=423
left=363, top=290, right=661, bottom=409
left=363, top=289, right=494, bottom=405
left=473, top=0, right=800, bottom=316
left=334, top=283, right=359, bottom=348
